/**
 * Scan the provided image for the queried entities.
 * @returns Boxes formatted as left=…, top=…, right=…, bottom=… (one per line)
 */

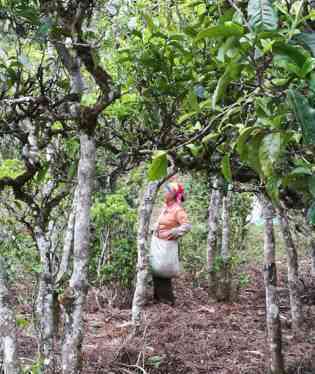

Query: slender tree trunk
left=308, top=0, right=315, bottom=10
left=221, top=191, right=231, bottom=261
left=216, top=190, right=232, bottom=301
left=0, top=259, right=20, bottom=374
left=56, top=186, right=79, bottom=285
left=278, top=206, right=303, bottom=331
left=61, top=131, right=96, bottom=374
left=34, top=228, right=56, bottom=373
left=239, top=218, right=250, bottom=252
left=207, top=176, right=223, bottom=296
left=132, top=181, right=161, bottom=325
left=260, top=195, right=285, bottom=374
left=97, top=225, right=110, bottom=278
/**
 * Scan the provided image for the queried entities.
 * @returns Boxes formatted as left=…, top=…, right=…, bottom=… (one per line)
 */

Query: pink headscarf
left=165, top=181, right=185, bottom=203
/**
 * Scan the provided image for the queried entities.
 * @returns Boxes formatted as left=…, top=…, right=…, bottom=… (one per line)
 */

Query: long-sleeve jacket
left=155, top=203, right=191, bottom=240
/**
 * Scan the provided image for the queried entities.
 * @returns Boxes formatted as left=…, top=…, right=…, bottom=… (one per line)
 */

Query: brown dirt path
left=82, top=263, right=315, bottom=374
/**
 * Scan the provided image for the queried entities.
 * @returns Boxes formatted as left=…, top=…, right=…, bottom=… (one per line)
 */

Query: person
left=150, top=180, right=191, bottom=305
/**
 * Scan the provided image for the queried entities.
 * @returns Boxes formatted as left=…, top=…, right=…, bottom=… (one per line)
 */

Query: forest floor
left=16, top=259, right=315, bottom=374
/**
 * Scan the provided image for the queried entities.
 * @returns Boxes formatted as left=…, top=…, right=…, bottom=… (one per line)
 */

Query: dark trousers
left=153, top=276, right=175, bottom=304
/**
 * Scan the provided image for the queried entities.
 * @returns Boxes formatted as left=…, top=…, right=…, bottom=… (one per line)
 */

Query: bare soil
left=15, top=261, right=315, bottom=373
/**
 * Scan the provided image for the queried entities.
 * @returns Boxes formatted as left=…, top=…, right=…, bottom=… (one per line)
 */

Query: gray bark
left=260, top=195, right=285, bottom=374
left=216, top=190, right=232, bottom=302
left=0, top=259, right=20, bottom=374
left=97, top=226, right=110, bottom=278
left=278, top=207, right=303, bottom=330
left=132, top=181, right=160, bottom=325
left=34, top=228, right=56, bottom=373
left=309, top=0, right=315, bottom=10
left=207, top=176, right=223, bottom=294
left=27, top=127, right=56, bottom=373
left=56, top=186, right=79, bottom=285
left=61, top=132, right=95, bottom=374
left=221, top=191, right=232, bottom=261
left=53, top=43, right=84, bottom=96
left=21, top=119, right=39, bottom=167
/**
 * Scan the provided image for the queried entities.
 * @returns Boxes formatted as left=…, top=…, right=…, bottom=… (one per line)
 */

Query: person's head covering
left=164, top=180, right=185, bottom=203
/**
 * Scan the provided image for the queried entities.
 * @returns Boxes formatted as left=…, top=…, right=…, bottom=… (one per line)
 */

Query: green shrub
left=90, top=189, right=138, bottom=288
left=99, top=238, right=137, bottom=288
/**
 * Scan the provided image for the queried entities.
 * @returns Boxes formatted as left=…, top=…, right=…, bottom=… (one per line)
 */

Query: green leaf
left=266, top=176, right=281, bottom=204
left=177, top=111, right=198, bottom=124
left=288, top=89, right=315, bottom=145
left=35, top=163, right=49, bottom=183
left=219, top=8, right=236, bottom=23
left=236, top=127, right=260, bottom=159
left=300, top=57, right=315, bottom=78
left=16, top=316, right=29, bottom=329
left=0, top=159, right=25, bottom=179
left=307, top=201, right=315, bottom=224
left=310, top=72, right=315, bottom=93
left=147, top=151, right=168, bottom=181
left=196, top=22, right=244, bottom=41
left=212, top=63, right=243, bottom=109
left=212, top=70, right=230, bottom=109
left=202, top=132, right=220, bottom=144
left=51, top=121, right=63, bottom=131
left=150, top=31, right=168, bottom=41
left=273, top=56, right=302, bottom=76
left=143, top=14, right=155, bottom=31
left=199, top=99, right=212, bottom=109
left=290, top=166, right=313, bottom=176
left=248, top=0, right=278, bottom=31
left=308, top=175, right=315, bottom=197
left=243, top=133, right=265, bottom=175
left=186, top=144, right=203, bottom=157
left=255, top=97, right=272, bottom=117
left=221, top=154, right=233, bottom=182
left=187, top=90, right=199, bottom=111
left=294, top=32, right=315, bottom=57
left=259, top=132, right=281, bottom=177
left=273, top=42, right=307, bottom=67
left=282, top=173, right=309, bottom=192
left=147, top=355, right=162, bottom=369
left=14, top=2, right=39, bottom=24
left=260, top=38, right=276, bottom=53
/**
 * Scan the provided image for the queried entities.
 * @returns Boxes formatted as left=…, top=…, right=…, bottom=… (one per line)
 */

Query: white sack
left=149, top=236, right=180, bottom=278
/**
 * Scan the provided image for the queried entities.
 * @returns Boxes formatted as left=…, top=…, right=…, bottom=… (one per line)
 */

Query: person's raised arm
left=170, top=208, right=192, bottom=239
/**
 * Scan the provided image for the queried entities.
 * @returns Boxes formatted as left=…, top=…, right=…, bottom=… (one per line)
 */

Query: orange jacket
left=155, top=203, right=191, bottom=240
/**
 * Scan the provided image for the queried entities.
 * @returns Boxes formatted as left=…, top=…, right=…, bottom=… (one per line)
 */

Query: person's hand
left=166, top=233, right=176, bottom=240
left=167, top=228, right=180, bottom=240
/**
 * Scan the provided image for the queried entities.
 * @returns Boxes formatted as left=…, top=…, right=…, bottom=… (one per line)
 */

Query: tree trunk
left=0, top=259, right=20, bottom=374
left=34, top=228, right=56, bottom=373
left=308, top=0, right=315, bottom=10
left=238, top=215, right=250, bottom=252
left=97, top=225, right=110, bottom=278
left=61, top=131, right=96, bottom=374
left=56, top=186, right=79, bottom=285
left=131, top=180, right=164, bottom=325
left=260, top=195, right=285, bottom=374
left=216, top=190, right=232, bottom=301
left=207, top=176, right=223, bottom=296
left=221, top=191, right=232, bottom=261
left=278, top=206, right=303, bottom=331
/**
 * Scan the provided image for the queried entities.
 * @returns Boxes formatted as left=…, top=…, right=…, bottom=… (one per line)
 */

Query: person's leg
left=153, top=276, right=175, bottom=304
